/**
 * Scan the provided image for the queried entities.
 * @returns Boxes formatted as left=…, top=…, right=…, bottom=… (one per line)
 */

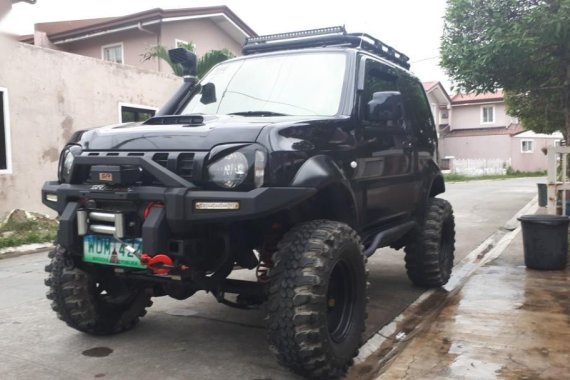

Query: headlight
left=208, top=152, right=248, bottom=189
left=58, top=145, right=82, bottom=183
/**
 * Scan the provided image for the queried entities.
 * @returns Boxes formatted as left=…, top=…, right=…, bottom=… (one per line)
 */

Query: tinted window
left=399, top=75, right=435, bottom=145
left=361, top=60, right=399, bottom=122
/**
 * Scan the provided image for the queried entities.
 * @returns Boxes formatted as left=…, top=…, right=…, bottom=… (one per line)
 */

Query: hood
left=76, top=115, right=273, bottom=151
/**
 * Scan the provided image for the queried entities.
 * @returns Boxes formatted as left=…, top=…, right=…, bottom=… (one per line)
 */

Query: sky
left=1, top=0, right=450, bottom=88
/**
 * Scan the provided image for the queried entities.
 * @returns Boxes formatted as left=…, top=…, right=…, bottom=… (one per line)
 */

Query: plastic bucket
left=518, top=215, right=569, bottom=270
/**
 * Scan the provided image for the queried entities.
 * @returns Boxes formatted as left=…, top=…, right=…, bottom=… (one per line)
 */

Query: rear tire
left=267, top=220, right=367, bottom=379
left=44, top=246, right=152, bottom=335
left=405, top=198, right=455, bottom=287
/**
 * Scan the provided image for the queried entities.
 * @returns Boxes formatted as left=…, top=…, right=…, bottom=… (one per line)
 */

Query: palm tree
left=142, top=41, right=234, bottom=78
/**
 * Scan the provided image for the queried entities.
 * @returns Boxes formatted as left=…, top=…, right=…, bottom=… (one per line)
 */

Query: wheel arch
left=290, top=155, right=360, bottom=228
left=424, top=159, right=445, bottom=198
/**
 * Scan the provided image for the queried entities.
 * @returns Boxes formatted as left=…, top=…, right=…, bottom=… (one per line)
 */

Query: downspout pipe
left=137, top=21, right=161, bottom=71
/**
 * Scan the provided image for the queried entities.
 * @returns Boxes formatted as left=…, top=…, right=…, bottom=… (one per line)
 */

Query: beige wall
left=440, top=134, right=512, bottom=161
left=440, top=133, right=558, bottom=172
left=510, top=137, right=557, bottom=172
left=0, top=0, right=11, bottom=19
left=160, top=19, right=242, bottom=58
left=64, top=27, right=160, bottom=72
left=58, top=19, right=242, bottom=75
left=452, top=102, right=517, bottom=130
left=0, top=37, right=180, bottom=217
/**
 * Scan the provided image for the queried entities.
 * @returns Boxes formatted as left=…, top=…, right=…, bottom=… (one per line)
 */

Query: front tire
left=405, top=198, right=455, bottom=287
left=44, top=246, right=152, bottom=335
left=267, top=220, right=367, bottom=379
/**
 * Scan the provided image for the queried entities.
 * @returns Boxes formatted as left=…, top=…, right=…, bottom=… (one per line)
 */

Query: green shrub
left=0, top=215, right=57, bottom=250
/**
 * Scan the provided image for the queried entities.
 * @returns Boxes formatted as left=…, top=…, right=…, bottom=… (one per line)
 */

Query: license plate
left=83, top=235, right=145, bottom=269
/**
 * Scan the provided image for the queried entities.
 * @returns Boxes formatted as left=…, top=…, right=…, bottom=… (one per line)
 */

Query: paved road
left=0, top=178, right=539, bottom=380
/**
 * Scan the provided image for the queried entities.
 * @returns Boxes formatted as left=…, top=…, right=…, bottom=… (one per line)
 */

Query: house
left=18, top=6, right=256, bottom=72
left=423, top=83, right=562, bottom=174
left=17, top=6, right=256, bottom=124
left=0, top=35, right=181, bottom=217
left=423, top=81, right=451, bottom=136
left=1, top=0, right=35, bottom=19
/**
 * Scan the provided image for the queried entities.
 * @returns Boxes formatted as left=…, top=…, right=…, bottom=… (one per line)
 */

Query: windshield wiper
left=227, top=111, right=289, bottom=117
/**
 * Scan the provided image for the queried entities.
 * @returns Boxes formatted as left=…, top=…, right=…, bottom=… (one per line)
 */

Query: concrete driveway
left=0, top=177, right=540, bottom=380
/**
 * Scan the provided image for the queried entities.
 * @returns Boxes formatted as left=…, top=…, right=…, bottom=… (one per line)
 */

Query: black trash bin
left=518, top=215, right=569, bottom=270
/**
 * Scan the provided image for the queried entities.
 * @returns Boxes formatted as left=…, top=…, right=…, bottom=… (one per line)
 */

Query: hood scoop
left=144, top=114, right=204, bottom=127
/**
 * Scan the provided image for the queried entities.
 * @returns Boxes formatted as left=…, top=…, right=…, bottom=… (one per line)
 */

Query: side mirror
left=168, top=48, right=197, bottom=77
left=200, top=83, right=217, bottom=105
left=367, top=91, right=403, bottom=123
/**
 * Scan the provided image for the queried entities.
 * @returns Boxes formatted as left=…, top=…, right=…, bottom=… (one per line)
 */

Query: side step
left=363, top=221, right=416, bottom=257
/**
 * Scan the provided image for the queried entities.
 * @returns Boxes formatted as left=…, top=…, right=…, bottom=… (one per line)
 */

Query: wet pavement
left=371, top=231, right=570, bottom=380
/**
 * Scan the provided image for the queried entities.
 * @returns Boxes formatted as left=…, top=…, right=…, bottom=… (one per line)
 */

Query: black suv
left=42, top=27, right=455, bottom=379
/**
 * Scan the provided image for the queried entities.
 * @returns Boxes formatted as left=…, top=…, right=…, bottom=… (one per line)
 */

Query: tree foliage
left=440, top=0, right=570, bottom=137
left=141, top=41, right=235, bottom=79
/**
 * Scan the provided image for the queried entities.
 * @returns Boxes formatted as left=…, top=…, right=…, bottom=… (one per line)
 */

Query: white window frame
left=481, top=105, right=495, bottom=124
left=101, top=42, right=125, bottom=64
left=521, top=139, right=534, bottom=153
left=118, top=102, right=158, bottom=123
left=175, top=39, right=189, bottom=48
left=0, top=87, right=12, bottom=174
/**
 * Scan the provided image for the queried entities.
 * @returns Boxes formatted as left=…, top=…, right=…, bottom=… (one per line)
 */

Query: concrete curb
left=0, top=242, right=53, bottom=260
left=349, top=196, right=538, bottom=379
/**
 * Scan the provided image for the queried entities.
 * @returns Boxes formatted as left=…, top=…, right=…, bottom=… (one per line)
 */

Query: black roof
left=242, top=26, right=410, bottom=70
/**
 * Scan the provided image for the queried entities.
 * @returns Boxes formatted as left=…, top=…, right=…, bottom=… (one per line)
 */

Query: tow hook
left=114, top=235, right=176, bottom=275
left=140, top=254, right=174, bottom=275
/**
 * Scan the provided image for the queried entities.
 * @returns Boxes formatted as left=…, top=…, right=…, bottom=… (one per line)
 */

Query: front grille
left=177, top=153, right=195, bottom=179
left=152, top=153, right=169, bottom=168
left=81, top=151, right=201, bottom=184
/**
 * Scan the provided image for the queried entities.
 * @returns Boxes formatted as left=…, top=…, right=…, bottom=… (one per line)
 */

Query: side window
left=481, top=105, right=495, bottom=124
left=102, top=43, right=124, bottom=64
left=399, top=75, right=435, bottom=145
left=521, top=139, right=534, bottom=153
left=361, top=60, right=398, bottom=123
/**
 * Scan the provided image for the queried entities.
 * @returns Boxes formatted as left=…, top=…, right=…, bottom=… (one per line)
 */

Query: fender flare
left=290, top=155, right=360, bottom=228
left=425, top=160, right=445, bottom=198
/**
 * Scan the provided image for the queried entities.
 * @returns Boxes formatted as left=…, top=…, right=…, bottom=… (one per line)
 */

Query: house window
left=175, top=39, right=195, bottom=51
left=102, top=43, right=124, bottom=64
left=120, top=104, right=156, bottom=123
left=0, top=88, right=11, bottom=173
left=521, top=139, right=534, bottom=153
left=481, top=105, right=495, bottom=124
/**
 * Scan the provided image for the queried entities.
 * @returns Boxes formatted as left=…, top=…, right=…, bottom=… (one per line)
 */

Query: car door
left=352, top=56, right=417, bottom=227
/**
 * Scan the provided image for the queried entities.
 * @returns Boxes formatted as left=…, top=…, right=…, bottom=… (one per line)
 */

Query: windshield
left=183, top=52, right=347, bottom=117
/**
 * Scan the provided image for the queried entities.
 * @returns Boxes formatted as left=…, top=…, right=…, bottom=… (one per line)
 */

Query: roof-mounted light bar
left=245, top=26, right=346, bottom=44
left=242, top=26, right=411, bottom=70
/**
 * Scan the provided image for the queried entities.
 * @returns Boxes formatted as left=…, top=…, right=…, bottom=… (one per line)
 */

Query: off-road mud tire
left=404, top=198, right=455, bottom=287
left=44, top=246, right=152, bottom=335
left=267, top=220, right=367, bottom=379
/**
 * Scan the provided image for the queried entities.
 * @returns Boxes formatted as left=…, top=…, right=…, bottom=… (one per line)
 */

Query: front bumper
left=42, top=181, right=316, bottom=222
left=42, top=181, right=316, bottom=253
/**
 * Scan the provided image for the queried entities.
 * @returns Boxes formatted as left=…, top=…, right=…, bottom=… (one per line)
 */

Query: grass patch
left=444, top=170, right=546, bottom=182
left=0, top=213, right=57, bottom=250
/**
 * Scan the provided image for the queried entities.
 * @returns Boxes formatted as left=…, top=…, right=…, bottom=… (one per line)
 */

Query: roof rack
left=242, top=26, right=410, bottom=70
